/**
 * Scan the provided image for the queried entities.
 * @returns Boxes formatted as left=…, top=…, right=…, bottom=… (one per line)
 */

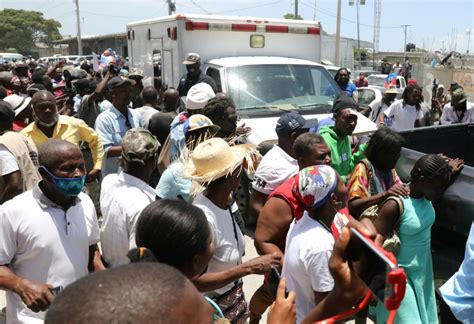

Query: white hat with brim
left=183, top=137, right=259, bottom=185
left=3, top=95, right=31, bottom=116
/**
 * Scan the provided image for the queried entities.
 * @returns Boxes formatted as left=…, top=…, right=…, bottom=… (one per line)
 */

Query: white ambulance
left=127, top=14, right=375, bottom=145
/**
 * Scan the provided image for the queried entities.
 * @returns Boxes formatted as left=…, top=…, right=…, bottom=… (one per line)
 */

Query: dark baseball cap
left=107, top=76, right=136, bottom=91
left=0, top=100, right=14, bottom=122
left=332, top=96, right=359, bottom=114
left=275, top=112, right=319, bottom=137
left=74, top=78, right=90, bottom=91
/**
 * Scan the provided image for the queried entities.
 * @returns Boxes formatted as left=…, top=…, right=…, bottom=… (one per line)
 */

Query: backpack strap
left=384, top=195, right=405, bottom=228
left=358, top=159, right=377, bottom=196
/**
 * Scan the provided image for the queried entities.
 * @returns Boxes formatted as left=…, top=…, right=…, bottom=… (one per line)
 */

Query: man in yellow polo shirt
left=21, top=90, right=104, bottom=210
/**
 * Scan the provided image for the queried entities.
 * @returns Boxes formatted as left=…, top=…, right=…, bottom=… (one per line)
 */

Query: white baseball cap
left=3, top=94, right=31, bottom=116
left=185, top=83, right=216, bottom=110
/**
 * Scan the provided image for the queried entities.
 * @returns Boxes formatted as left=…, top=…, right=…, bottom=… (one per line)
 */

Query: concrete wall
left=413, top=64, right=474, bottom=102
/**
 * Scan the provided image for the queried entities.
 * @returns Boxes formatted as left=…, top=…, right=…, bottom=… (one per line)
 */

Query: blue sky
left=1, top=0, right=473, bottom=53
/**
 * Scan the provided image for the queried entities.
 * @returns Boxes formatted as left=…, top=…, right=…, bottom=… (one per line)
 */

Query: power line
left=81, top=10, right=151, bottom=20
left=212, top=1, right=283, bottom=14
left=179, top=0, right=283, bottom=15
left=51, top=11, right=75, bottom=20
left=34, top=1, right=70, bottom=16
left=300, top=1, right=400, bottom=30
left=189, top=0, right=211, bottom=14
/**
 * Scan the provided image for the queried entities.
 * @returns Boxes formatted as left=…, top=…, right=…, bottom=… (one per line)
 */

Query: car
left=0, top=52, right=24, bottom=63
left=352, top=70, right=379, bottom=82
left=367, top=74, right=406, bottom=89
left=73, top=55, right=94, bottom=65
left=357, top=86, right=403, bottom=121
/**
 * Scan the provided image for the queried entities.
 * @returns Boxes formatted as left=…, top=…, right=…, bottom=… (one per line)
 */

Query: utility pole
left=295, top=0, right=299, bottom=18
left=74, top=0, right=82, bottom=56
left=401, top=24, right=410, bottom=59
left=313, top=0, right=317, bottom=20
left=356, top=0, right=361, bottom=69
left=373, top=0, right=381, bottom=70
left=166, top=0, right=176, bottom=15
left=335, top=0, right=342, bottom=66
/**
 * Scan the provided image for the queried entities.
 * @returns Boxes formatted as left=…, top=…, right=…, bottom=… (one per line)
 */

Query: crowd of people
left=0, top=51, right=472, bottom=324
left=334, top=63, right=474, bottom=129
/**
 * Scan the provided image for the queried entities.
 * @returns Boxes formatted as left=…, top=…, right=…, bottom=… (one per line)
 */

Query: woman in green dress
left=373, top=154, right=463, bottom=323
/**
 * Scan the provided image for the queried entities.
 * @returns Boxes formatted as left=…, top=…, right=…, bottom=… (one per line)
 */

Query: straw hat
left=184, top=137, right=259, bottom=184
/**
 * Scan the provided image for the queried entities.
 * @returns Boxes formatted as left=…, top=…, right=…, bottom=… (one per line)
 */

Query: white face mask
left=34, top=113, right=58, bottom=127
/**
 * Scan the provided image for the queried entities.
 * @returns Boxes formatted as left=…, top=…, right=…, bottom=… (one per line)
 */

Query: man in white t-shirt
left=369, top=88, right=398, bottom=122
left=379, top=84, right=423, bottom=131
left=134, top=86, right=160, bottom=129
left=100, top=128, right=160, bottom=267
left=0, top=139, right=103, bottom=323
left=440, top=88, right=474, bottom=125
left=282, top=165, right=348, bottom=323
left=248, top=112, right=318, bottom=224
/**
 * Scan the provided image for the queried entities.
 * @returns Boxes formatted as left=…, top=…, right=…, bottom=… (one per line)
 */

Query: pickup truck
left=396, top=123, right=474, bottom=281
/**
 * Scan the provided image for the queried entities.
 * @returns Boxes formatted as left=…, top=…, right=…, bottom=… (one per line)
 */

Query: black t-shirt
left=177, top=72, right=218, bottom=96
left=148, top=111, right=178, bottom=146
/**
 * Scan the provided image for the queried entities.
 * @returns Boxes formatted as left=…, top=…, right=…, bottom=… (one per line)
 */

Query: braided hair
left=402, top=83, right=422, bottom=110
left=334, top=68, right=350, bottom=83
left=202, top=97, right=236, bottom=124
left=410, top=154, right=451, bottom=181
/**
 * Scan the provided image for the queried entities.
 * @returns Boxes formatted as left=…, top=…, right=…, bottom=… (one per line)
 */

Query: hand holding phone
left=267, top=277, right=296, bottom=324
left=348, top=228, right=406, bottom=310
left=268, top=266, right=288, bottom=299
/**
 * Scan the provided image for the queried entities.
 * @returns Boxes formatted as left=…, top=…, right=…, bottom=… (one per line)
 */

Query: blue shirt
left=440, top=222, right=474, bottom=322
left=341, top=82, right=357, bottom=97
left=169, top=112, right=188, bottom=161
left=94, top=105, right=142, bottom=178
left=324, top=82, right=356, bottom=97
left=155, top=161, right=191, bottom=202
left=312, top=117, right=335, bottom=133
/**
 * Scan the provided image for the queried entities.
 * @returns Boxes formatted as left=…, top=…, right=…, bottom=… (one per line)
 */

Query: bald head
left=142, top=86, right=158, bottom=105
left=31, top=90, right=55, bottom=108
left=45, top=263, right=200, bottom=324
left=163, top=88, right=179, bottom=112
left=38, top=139, right=82, bottom=170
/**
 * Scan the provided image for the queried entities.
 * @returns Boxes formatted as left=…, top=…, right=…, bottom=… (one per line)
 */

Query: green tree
left=0, top=9, right=62, bottom=54
left=284, top=13, right=303, bottom=20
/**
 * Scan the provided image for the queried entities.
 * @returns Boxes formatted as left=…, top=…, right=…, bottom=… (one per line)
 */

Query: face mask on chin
left=34, top=113, right=59, bottom=127
left=40, top=165, right=86, bottom=197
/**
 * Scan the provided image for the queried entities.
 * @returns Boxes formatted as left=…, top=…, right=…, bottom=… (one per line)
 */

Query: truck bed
left=397, top=123, right=474, bottom=167
left=396, top=123, right=474, bottom=280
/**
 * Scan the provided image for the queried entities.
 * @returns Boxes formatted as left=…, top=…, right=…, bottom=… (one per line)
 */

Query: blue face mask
left=40, top=166, right=86, bottom=197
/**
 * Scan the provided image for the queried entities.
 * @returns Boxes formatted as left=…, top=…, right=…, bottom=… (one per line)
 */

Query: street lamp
left=467, top=28, right=471, bottom=55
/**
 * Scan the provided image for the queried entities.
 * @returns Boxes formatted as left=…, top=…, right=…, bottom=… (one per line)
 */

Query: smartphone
left=349, top=228, right=399, bottom=304
left=50, top=286, right=63, bottom=297
left=268, top=266, right=288, bottom=299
